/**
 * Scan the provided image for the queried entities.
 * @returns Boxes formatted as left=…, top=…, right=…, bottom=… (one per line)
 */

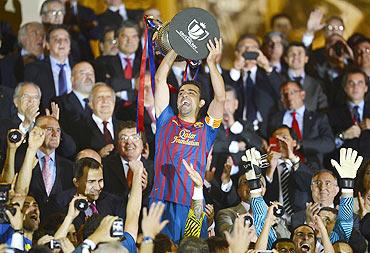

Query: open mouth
left=29, top=213, right=38, bottom=221
left=300, top=243, right=310, bottom=252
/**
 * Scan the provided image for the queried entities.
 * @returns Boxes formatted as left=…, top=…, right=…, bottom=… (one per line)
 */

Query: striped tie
left=280, top=162, right=293, bottom=215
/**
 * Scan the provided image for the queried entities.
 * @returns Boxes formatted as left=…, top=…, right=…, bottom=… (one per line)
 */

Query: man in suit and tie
left=224, top=34, right=282, bottom=134
left=0, top=22, right=45, bottom=89
left=328, top=68, right=370, bottom=161
left=95, top=20, right=141, bottom=102
left=282, top=42, right=328, bottom=112
left=24, top=25, right=73, bottom=109
left=28, top=115, right=74, bottom=221
left=102, top=120, right=154, bottom=206
left=71, top=83, right=120, bottom=158
left=264, top=125, right=314, bottom=215
left=268, top=81, right=335, bottom=170
left=47, top=157, right=126, bottom=229
left=53, top=61, right=95, bottom=135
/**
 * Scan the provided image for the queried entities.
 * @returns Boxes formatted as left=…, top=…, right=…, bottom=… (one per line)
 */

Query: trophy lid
left=168, top=8, right=220, bottom=61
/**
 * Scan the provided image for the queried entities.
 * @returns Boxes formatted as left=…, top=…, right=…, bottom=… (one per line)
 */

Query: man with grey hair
left=0, top=22, right=45, bottom=89
left=0, top=82, right=76, bottom=168
left=70, top=83, right=121, bottom=158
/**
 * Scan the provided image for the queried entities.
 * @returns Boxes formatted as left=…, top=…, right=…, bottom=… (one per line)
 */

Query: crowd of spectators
left=0, top=0, right=370, bottom=252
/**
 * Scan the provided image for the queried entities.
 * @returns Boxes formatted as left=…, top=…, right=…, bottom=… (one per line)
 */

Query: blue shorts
left=151, top=200, right=208, bottom=244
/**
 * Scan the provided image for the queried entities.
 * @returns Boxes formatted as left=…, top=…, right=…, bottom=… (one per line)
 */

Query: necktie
left=127, top=168, right=133, bottom=189
left=280, top=162, right=293, bottom=215
left=293, top=76, right=303, bottom=84
left=42, top=155, right=53, bottom=196
left=352, top=105, right=361, bottom=124
left=244, top=71, right=257, bottom=121
left=291, top=111, right=302, bottom=140
left=89, top=203, right=99, bottom=214
left=57, top=63, right=67, bottom=96
left=103, top=121, right=113, bottom=144
left=83, top=98, right=89, bottom=109
left=124, top=58, right=133, bottom=79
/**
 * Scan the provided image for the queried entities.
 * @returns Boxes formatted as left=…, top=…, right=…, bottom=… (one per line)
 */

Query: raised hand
left=306, top=9, right=325, bottom=34
left=23, top=103, right=40, bottom=129
left=330, top=148, right=363, bottom=180
left=28, top=126, right=45, bottom=150
left=6, top=129, right=25, bottom=150
left=67, top=195, right=88, bottom=220
left=207, top=37, right=223, bottom=65
left=141, top=202, right=169, bottom=238
left=88, top=215, right=120, bottom=245
left=242, top=147, right=262, bottom=180
left=221, top=156, right=233, bottom=184
left=128, top=160, right=144, bottom=175
left=45, top=102, right=60, bottom=120
left=182, top=159, right=203, bottom=188
left=306, top=202, right=320, bottom=225
left=224, top=216, right=253, bottom=253
left=205, top=150, right=216, bottom=183
left=98, top=144, right=114, bottom=158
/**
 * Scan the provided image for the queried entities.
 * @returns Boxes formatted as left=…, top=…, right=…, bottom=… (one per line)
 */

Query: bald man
left=53, top=61, right=95, bottom=135
left=76, top=148, right=102, bottom=164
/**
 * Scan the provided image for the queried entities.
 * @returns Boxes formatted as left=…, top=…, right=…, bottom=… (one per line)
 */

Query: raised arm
left=154, top=50, right=178, bottom=117
left=124, top=160, right=144, bottom=241
left=206, top=38, right=225, bottom=120
left=14, top=126, right=45, bottom=195
left=0, top=129, right=24, bottom=184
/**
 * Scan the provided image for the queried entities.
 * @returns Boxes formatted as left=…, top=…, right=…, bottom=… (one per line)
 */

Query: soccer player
left=150, top=38, right=225, bottom=242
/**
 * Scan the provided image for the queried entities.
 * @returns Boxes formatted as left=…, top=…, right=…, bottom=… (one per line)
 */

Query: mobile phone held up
left=243, top=51, right=259, bottom=60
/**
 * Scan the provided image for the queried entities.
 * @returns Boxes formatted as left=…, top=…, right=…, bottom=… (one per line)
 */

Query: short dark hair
left=291, top=224, right=316, bottom=242
left=271, top=124, right=299, bottom=142
left=178, top=237, right=209, bottom=253
left=117, top=120, right=147, bottom=145
left=46, top=24, right=70, bottom=42
left=342, top=67, right=369, bottom=88
left=225, top=85, right=237, bottom=99
left=154, top=233, right=175, bottom=253
left=236, top=33, right=260, bottom=50
left=272, top=238, right=295, bottom=249
left=181, top=80, right=205, bottom=101
left=262, top=31, right=289, bottom=49
left=319, top=206, right=338, bottom=215
left=74, top=157, right=102, bottom=180
left=285, top=41, right=308, bottom=56
left=206, top=236, right=228, bottom=253
left=100, top=26, right=117, bottom=43
left=279, top=80, right=303, bottom=92
left=270, top=13, right=292, bottom=28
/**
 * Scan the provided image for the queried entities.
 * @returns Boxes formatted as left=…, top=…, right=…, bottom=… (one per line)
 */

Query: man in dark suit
left=52, top=61, right=94, bottom=135
left=97, top=0, right=127, bottom=32
left=24, top=25, right=74, bottom=109
left=328, top=68, right=370, bottom=161
left=264, top=125, right=314, bottom=214
left=28, top=115, right=74, bottom=221
left=0, top=82, right=76, bottom=167
left=223, top=34, right=282, bottom=135
left=0, top=22, right=45, bottom=89
left=102, top=120, right=154, bottom=207
left=268, top=81, right=335, bottom=170
left=46, top=157, right=126, bottom=229
left=70, top=83, right=121, bottom=158
left=95, top=20, right=141, bottom=102
left=281, top=42, right=328, bottom=112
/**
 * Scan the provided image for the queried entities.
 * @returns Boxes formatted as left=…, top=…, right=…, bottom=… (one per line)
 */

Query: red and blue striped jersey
left=150, top=106, right=219, bottom=206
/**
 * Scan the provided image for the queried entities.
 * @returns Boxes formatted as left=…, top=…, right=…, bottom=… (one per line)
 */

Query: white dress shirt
left=50, top=56, right=72, bottom=96
left=92, top=114, right=114, bottom=140
left=283, top=105, right=305, bottom=135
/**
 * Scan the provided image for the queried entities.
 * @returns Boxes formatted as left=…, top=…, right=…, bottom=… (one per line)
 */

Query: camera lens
left=75, top=199, right=88, bottom=211
left=8, top=130, right=22, bottom=143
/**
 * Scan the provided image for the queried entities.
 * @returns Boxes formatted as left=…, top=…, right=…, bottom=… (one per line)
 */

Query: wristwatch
left=142, top=236, right=154, bottom=244
left=338, top=132, right=344, bottom=140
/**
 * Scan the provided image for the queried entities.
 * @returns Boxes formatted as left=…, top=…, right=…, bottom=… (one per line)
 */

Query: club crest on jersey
left=171, top=129, right=199, bottom=146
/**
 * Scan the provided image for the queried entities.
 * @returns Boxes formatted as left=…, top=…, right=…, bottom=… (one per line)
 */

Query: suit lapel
left=112, top=154, right=127, bottom=186
left=50, top=155, right=61, bottom=196
left=87, top=116, right=105, bottom=145
left=34, top=163, right=47, bottom=195
left=113, top=55, right=124, bottom=78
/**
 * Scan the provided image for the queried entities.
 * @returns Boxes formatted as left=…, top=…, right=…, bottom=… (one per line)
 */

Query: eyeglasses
left=326, top=25, right=344, bottom=31
left=45, top=9, right=65, bottom=16
left=119, top=133, right=141, bottom=142
left=311, top=180, right=337, bottom=188
left=356, top=48, right=370, bottom=55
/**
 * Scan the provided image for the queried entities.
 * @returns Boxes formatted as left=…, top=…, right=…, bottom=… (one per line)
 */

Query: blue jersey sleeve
left=121, top=232, right=136, bottom=253
left=156, top=106, right=174, bottom=130
left=205, top=123, right=219, bottom=151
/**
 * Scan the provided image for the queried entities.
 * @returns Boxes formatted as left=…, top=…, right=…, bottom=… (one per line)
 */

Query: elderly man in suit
left=268, top=80, right=335, bottom=170
left=24, top=25, right=74, bottom=109
left=102, top=120, right=154, bottom=206
left=0, top=22, right=45, bottom=89
left=281, top=42, right=328, bottom=112
left=328, top=68, right=370, bottom=161
left=26, top=116, right=74, bottom=220
left=70, top=83, right=121, bottom=158
left=53, top=61, right=95, bottom=135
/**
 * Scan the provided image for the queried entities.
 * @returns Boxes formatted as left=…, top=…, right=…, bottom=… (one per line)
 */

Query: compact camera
left=49, top=239, right=61, bottom=249
left=7, top=130, right=22, bottom=144
left=75, top=199, right=88, bottom=211
left=110, top=218, right=124, bottom=238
